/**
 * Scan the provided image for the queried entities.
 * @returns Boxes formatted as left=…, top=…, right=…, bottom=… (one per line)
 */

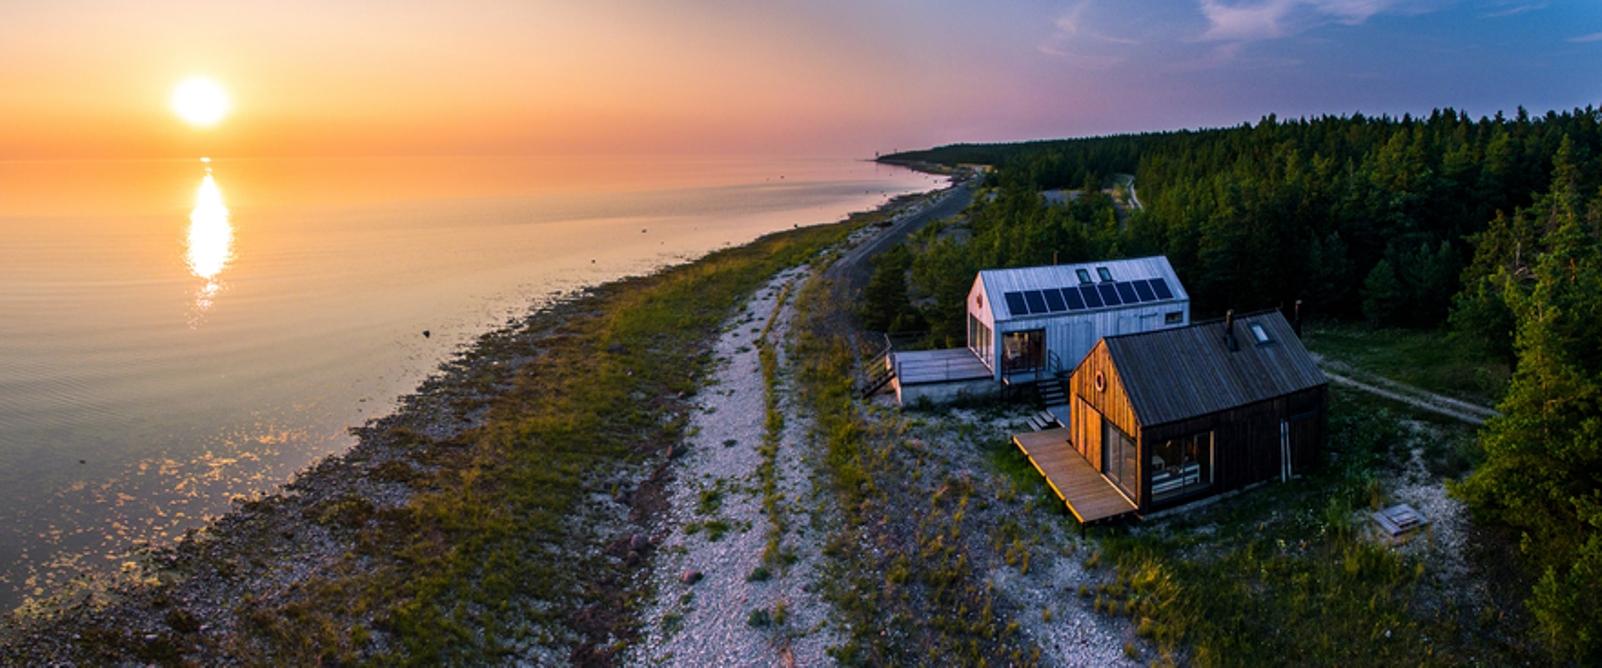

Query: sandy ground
left=630, top=265, right=836, bottom=666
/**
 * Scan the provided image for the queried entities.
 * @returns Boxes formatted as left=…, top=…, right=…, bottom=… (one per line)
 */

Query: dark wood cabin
left=1067, top=309, right=1328, bottom=515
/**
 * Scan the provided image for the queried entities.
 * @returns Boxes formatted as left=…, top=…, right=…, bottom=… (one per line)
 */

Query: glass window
left=1076, top=268, right=1092, bottom=285
left=1097, top=267, right=1113, bottom=282
left=1103, top=420, right=1138, bottom=499
left=968, top=314, right=993, bottom=367
left=1165, top=311, right=1182, bottom=325
left=1150, top=433, right=1213, bottom=502
left=1250, top=323, right=1271, bottom=344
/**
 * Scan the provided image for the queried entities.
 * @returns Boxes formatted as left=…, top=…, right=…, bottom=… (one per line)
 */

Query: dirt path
left=1313, top=355, right=1498, bottom=426
left=629, top=265, right=835, bottom=666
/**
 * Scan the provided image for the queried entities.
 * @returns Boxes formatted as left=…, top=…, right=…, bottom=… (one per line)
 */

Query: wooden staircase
left=1038, top=375, right=1068, bottom=407
left=1029, top=351, right=1069, bottom=431
left=859, top=340, right=895, bottom=398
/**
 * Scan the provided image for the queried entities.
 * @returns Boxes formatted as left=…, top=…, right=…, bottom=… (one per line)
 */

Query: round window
left=1094, top=371, right=1106, bottom=392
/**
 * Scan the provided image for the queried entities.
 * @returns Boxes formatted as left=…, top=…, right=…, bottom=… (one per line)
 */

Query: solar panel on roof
left=1041, top=288, right=1066, bottom=312
left=1097, top=283, right=1122, bottom=306
left=1061, top=286, right=1086, bottom=310
left=1023, top=290, right=1047, bottom=314
left=1150, top=278, right=1174, bottom=300
left=1132, top=280, right=1156, bottom=302
left=1115, top=281, right=1139, bottom=303
left=1003, top=291, right=1028, bottom=315
left=1079, top=285, right=1103, bottom=308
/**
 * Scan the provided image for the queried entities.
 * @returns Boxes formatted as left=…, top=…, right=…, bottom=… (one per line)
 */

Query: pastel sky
left=2, top=0, right=1599, bottom=158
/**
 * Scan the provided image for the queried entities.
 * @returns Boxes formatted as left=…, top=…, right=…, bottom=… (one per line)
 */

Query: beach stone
left=679, top=569, right=703, bottom=585
left=629, top=533, right=651, bottom=552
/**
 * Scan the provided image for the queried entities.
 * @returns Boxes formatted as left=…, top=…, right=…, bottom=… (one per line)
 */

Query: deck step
left=1027, top=410, right=1060, bottom=431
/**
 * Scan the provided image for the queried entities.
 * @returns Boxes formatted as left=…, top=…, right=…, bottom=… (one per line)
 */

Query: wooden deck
left=894, top=348, right=991, bottom=385
left=1012, top=428, right=1136, bottom=523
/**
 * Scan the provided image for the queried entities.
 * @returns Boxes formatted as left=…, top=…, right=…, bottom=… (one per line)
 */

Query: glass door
left=1001, top=329, right=1044, bottom=375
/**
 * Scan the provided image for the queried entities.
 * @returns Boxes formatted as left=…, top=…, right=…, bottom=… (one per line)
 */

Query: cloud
left=1569, top=31, right=1602, bottom=43
left=1480, top=2, right=1547, bottom=18
left=1197, top=0, right=1403, bottom=42
left=1037, top=1, right=1140, bottom=68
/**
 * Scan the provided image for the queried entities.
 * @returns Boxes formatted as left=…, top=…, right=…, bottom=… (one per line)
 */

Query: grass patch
left=1303, top=322, right=1509, bottom=405
left=756, top=280, right=793, bottom=568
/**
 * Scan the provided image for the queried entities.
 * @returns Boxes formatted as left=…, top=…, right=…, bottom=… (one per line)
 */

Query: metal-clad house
left=1058, top=310, right=1328, bottom=518
left=966, top=256, right=1191, bottom=384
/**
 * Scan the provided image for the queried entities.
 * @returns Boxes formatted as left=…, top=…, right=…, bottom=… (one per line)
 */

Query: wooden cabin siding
left=1139, top=385, right=1326, bottom=512
left=1068, top=312, right=1330, bottom=515
left=1069, top=341, right=1144, bottom=504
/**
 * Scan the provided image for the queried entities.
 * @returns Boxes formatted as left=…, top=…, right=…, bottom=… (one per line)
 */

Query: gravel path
left=630, top=264, right=834, bottom=666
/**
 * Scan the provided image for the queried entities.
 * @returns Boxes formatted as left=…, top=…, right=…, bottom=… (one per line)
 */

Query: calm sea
left=0, top=155, right=940, bottom=612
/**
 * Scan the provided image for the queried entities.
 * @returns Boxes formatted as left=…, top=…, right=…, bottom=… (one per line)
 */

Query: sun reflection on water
left=185, top=162, right=232, bottom=322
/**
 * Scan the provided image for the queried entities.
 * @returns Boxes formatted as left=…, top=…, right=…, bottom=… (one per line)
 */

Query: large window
left=1001, top=329, right=1044, bottom=374
left=1150, top=432, right=1213, bottom=502
left=968, top=314, right=993, bottom=368
left=1103, top=421, right=1138, bottom=499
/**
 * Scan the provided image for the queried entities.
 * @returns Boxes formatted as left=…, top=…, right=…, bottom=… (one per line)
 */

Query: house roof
left=1102, top=310, right=1327, bottom=427
left=977, top=256, right=1188, bottom=321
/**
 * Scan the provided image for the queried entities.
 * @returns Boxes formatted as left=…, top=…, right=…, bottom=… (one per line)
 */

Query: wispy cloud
left=1569, top=31, right=1602, bottom=43
left=1037, top=1, right=1140, bottom=69
left=1197, top=0, right=1404, bottom=42
left=1480, top=2, right=1547, bottom=19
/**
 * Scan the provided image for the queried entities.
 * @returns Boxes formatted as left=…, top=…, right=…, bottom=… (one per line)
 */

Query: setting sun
left=171, top=76, right=230, bottom=127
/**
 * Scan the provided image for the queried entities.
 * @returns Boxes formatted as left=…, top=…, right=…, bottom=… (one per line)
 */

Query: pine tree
left=1455, top=201, right=1602, bottom=662
left=1361, top=259, right=1406, bottom=324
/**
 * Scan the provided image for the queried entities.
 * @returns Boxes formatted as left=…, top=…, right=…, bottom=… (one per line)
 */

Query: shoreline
left=1, top=172, right=969, bottom=663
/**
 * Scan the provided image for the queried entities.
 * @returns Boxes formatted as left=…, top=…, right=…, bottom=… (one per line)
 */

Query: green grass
left=219, top=221, right=857, bottom=665
left=756, top=281, right=792, bottom=568
left=1302, top=322, right=1509, bottom=405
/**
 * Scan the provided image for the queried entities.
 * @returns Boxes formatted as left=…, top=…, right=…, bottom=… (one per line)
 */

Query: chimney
left=1224, top=310, right=1239, bottom=352
left=1053, top=250, right=1059, bottom=265
left=1293, top=300, right=1303, bottom=337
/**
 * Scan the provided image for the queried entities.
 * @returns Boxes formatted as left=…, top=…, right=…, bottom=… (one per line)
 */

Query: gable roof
left=977, top=256, right=1188, bottom=321
left=1102, top=310, right=1327, bottom=427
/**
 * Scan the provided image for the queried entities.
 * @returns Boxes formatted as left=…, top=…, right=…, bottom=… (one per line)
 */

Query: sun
left=171, top=76, right=231, bottom=127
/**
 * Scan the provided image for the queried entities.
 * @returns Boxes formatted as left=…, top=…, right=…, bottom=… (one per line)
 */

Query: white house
left=884, top=256, right=1191, bottom=406
left=966, top=256, right=1191, bottom=383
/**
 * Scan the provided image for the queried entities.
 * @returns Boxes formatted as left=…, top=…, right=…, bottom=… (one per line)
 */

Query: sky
left=1, top=0, right=1599, bottom=159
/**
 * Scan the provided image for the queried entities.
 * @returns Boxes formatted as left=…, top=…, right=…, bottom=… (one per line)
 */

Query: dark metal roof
left=1102, top=310, right=1327, bottom=427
